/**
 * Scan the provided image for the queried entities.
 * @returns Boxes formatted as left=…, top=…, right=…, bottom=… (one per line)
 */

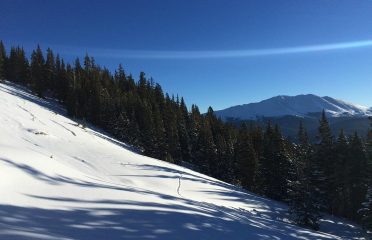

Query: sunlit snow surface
left=0, top=82, right=367, bottom=239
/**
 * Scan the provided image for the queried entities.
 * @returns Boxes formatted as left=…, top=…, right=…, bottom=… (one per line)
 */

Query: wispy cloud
left=59, top=40, right=372, bottom=59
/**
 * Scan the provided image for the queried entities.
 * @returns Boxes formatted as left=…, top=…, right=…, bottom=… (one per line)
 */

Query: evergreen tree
left=260, top=123, right=291, bottom=201
left=348, top=133, right=369, bottom=220
left=250, top=125, right=264, bottom=192
left=288, top=121, right=321, bottom=230
left=18, top=47, right=29, bottom=83
left=30, top=45, right=46, bottom=97
left=235, top=123, right=257, bottom=190
left=214, top=123, right=235, bottom=182
left=195, top=116, right=216, bottom=174
left=314, top=110, right=334, bottom=212
left=6, top=47, right=16, bottom=81
left=55, top=56, right=69, bottom=102
left=178, top=97, right=191, bottom=162
left=359, top=181, right=372, bottom=232
left=163, top=94, right=180, bottom=163
left=115, top=64, right=128, bottom=91
left=6, top=46, right=29, bottom=83
left=332, top=130, right=352, bottom=217
left=152, top=104, right=167, bottom=159
left=359, top=118, right=372, bottom=231
left=45, top=48, right=56, bottom=90
left=0, top=41, right=6, bottom=80
left=189, top=104, right=202, bottom=165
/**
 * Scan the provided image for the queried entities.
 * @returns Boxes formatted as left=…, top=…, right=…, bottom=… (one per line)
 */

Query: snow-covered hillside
left=0, top=82, right=367, bottom=239
left=214, top=94, right=371, bottom=120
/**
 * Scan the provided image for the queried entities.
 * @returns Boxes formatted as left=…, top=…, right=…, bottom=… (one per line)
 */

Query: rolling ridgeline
left=0, top=41, right=371, bottom=232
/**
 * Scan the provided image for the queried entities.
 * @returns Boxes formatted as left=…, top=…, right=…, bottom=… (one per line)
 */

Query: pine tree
left=257, top=122, right=274, bottom=196
left=127, top=110, right=141, bottom=148
left=260, top=123, right=291, bottom=201
left=115, top=64, right=128, bottom=91
left=65, top=63, right=77, bottom=117
left=189, top=104, right=202, bottom=165
left=30, top=45, right=46, bottom=97
left=331, top=130, right=352, bottom=217
left=178, top=97, right=191, bottom=162
left=0, top=41, right=6, bottom=80
left=6, top=47, right=16, bottom=81
left=163, top=94, right=180, bottom=163
left=45, top=48, right=56, bottom=90
left=348, top=133, right=369, bottom=220
left=235, top=123, right=257, bottom=190
left=359, top=180, right=372, bottom=232
left=152, top=104, right=167, bottom=160
left=55, top=56, right=69, bottom=102
left=204, top=107, right=220, bottom=176
left=214, top=126, right=235, bottom=182
left=18, top=47, right=29, bottom=83
left=288, top=121, right=321, bottom=230
left=314, top=110, right=334, bottom=212
left=112, top=112, right=130, bottom=142
left=6, top=46, right=29, bottom=83
left=195, top=116, right=216, bottom=174
left=359, top=119, right=372, bottom=231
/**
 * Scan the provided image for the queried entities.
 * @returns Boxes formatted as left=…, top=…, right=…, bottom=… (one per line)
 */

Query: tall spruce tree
left=178, top=97, right=191, bottom=162
left=55, top=56, right=69, bottom=102
left=189, top=104, right=202, bottom=165
left=260, top=123, right=291, bottom=201
left=195, top=115, right=216, bottom=174
left=348, top=133, right=369, bottom=220
left=17, top=47, right=29, bottom=83
left=315, top=110, right=334, bottom=212
left=333, top=130, right=352, bottom=217
left=288, top=121, right=321, bottom=230
left=235, top=123, right=257, bottom=190
left=250, top=125, right=264, bottom=192
left=30, top=45, right=46, bottom=97
left=163, top=94, right=180, bottom=163
left=359, top=118, right=372, bottom=231
left=45, top=48, right=56, bottom=90
left=6, top=47, right=29, bottom=83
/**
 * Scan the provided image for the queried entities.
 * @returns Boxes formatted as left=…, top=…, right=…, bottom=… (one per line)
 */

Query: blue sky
left=1, top=0, right=372, bottom=111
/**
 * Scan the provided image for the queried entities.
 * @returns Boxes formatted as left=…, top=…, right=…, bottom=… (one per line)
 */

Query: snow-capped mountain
left=0, top=82, right=367, bottom=239
left=214, top=94, right=371, bottom=120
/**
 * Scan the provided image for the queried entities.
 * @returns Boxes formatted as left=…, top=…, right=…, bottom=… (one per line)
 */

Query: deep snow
left=0, top=82, right=367, bottom=239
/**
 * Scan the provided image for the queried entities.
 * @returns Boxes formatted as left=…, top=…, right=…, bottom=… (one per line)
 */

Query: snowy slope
left=0, top=82, right=367, bottom=240
left=214, top=94, right=371, bottom=120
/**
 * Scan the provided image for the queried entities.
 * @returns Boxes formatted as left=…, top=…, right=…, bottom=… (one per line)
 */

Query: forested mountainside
left=0, top=41, right=371, bottom=234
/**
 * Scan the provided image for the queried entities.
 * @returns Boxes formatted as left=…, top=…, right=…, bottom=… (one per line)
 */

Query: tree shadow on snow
left=0, top=198, right=336, bottom=240
left=0, top=157, right=347, bottom=240
left=0, top=157, right=365, bottom=239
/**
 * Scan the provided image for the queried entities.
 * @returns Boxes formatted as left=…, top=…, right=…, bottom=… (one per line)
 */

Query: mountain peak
left=214, top=94, right=370, bottom=120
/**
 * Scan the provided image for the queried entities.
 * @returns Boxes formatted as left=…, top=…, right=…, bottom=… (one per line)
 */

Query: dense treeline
left=0, top=41, right=371, bottom=232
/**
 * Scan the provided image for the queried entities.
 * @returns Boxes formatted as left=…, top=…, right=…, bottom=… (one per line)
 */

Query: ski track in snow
left=0, top=81, right=368, bottom=240
left=50, top=120, right=76, bottom=136
left=177, top=173, right=183, bottom=197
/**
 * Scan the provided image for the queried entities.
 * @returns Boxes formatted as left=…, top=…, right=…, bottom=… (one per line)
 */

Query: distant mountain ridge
left=214, top=94, right=371, bottom=120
